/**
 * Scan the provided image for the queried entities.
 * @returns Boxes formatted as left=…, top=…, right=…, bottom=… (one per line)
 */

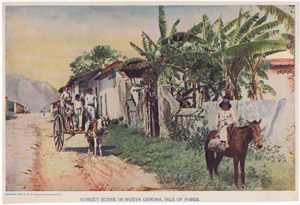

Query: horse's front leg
left=240, top=158, right=246, bottom=188
left=214, top=153, right=223, bottom=179
left=94, top=137, right=97, bottom=156
left=233, top=157, right=239, bottom=188
left=98, top=136, right=103, bottom=157
left=87, top=138, right=91, bottom=155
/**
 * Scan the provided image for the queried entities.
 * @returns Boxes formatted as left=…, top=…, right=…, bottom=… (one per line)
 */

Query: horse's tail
left=205, top=130, right=218, bottom=179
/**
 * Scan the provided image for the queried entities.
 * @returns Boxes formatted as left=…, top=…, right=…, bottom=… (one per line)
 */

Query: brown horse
left=205, top=119, right=263, bottom=188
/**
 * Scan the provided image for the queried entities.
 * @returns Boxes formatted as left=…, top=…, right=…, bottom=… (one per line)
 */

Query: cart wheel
left=53, top=115, right=64, bottom=151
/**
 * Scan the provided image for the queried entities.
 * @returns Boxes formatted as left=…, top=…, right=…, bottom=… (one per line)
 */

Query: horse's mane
left=236, top=121, right=259, bottom=131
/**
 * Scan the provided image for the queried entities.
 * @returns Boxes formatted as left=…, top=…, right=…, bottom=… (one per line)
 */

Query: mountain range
left=6, top=72, right=59, bottom=113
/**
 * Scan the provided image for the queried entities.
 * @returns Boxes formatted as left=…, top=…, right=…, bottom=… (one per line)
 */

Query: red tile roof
left=264, top=58, right=294, bottom=66
left=94, top=60, right=142, bottom=80
left=50, top=100, right=60, bottom=105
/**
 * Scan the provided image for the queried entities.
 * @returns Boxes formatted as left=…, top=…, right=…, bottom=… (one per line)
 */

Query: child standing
left=74, top=94, right=83, bottom=131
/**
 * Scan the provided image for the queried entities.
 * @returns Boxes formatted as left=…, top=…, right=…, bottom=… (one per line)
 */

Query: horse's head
left=246, top=119, right=263, bottom=149
left=95, top=117, right=109, bottom=135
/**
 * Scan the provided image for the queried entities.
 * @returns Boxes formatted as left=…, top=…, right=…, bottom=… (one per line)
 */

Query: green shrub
left=102, top=125, right=295, bottom=191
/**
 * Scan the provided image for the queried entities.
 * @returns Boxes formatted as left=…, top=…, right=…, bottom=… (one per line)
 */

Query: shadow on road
left=63, top=145, right=117, bottom=157
left=6, top=115, right=18, bottom=120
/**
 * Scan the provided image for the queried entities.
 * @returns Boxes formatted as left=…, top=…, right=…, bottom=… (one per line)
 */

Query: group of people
left=60, top=86, right=97, bottom=131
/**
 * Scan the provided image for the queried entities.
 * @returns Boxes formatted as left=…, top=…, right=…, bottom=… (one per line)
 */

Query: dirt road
left=5, top=113, right=161, bottom=191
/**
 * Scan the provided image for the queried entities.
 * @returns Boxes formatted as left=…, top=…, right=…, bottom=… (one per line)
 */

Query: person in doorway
left=85, top=87, right=97, bottom=123
left=74, top=94, right=83, bottom=131
left=216, top=98, right=237, bottom=149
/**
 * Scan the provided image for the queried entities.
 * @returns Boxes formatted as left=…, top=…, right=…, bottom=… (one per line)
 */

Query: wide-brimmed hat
left=219, top=98, right=232, bottom=108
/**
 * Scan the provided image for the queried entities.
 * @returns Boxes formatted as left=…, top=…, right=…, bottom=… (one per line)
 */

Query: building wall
left=264, top=66, right=295, bottom=101
left=98, top=73, right=120, bottom=119
left=15, top=104, right=25, bottom=113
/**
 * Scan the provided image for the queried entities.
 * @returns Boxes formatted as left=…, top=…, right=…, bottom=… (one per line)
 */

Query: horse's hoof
left=241, top=185, right=245, bottom=189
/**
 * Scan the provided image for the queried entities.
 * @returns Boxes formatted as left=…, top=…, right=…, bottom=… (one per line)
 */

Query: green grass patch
left=102, top=125, right=295, bottom=191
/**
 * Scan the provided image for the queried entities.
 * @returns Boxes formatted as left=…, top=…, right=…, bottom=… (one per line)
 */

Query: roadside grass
left=102, top=125, right=295, bottom=191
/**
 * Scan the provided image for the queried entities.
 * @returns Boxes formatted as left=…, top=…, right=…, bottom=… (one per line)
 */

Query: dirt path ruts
left=6, top=113, right=161, bottom=191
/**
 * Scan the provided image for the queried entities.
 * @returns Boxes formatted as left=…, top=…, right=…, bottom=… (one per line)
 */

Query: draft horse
left=205, top=119, right=263, bottom=188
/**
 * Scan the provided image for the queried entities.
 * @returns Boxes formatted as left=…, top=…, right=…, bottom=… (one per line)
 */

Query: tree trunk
left=192, top=82, right=196, bottom=108
left=250, top=75, right=258, bottom=100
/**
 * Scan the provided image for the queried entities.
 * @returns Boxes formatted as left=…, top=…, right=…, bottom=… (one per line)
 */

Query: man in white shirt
left=85, top=87, right=97, bottom=123
left=74, top=94, right=83, bottom=130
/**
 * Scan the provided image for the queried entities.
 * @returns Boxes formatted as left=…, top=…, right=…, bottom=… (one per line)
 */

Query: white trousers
left=75, top=109, right=82, bottom=129
left=87, top=106, right=95, bottom=122
left=219, top=125, right=228, bottom=142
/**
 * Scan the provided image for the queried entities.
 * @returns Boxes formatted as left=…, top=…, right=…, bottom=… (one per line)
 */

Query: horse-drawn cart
left=53, top=103, right=108, bottom=156
left=53, top=103, right=86, bottom=151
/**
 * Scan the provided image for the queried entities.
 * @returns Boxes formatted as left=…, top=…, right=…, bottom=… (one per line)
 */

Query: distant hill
left=6, top=72, right=59, bottom=113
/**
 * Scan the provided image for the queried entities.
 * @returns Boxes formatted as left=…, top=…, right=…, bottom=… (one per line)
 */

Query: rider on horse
left=217, top=98, right=237, bottom=149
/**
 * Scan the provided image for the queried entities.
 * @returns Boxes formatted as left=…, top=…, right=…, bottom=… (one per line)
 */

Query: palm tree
left=116, top=6, right=185, bottom=136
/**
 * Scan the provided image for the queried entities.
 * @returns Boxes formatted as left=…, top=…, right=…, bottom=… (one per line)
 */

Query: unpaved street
left=6, top=113, right=161, bottom=191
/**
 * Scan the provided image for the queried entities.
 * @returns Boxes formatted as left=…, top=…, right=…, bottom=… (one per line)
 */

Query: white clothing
left=74, top=100, right=83, bottom=129
left=219, top=125, right=229, bottom=141
left=217, top=109, right=237, bottom=142
left=60, top=91, right=71, bottom=106
left=85, top=94, right=97, bottom=108
left=217, top=109, right=237, bottom=127
left=86, top=106, right=96, bottom=122
left=85, top=93, right=97, bottom=122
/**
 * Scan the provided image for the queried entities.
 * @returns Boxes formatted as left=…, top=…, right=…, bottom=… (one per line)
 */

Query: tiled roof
left=264, top=58, right=294, bottom=66
left=94, top=60, right=142, bottom=80
left=50, top=100, right=60, bottom=105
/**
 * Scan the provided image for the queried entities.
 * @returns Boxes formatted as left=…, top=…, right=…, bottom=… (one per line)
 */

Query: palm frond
left=170, top=18, right=181, bottom=36
left=255, top=30, right=280, bottom=40
left=212, top=40, right=288, bottom=58
left=187, top=22, right=203, bottom=35
left=159, top=5, right=167, bottom=40
left=222, top=9, right=250, bottom=33
left=130, top=42, right=144, bottom=55
left=230, top=13, right=260, bottom=46
left=238, top=21, right=279, bottom=43
left=257, top=5, right=295, bottom=32
left=280, top=33, right=295, bottom=41
left=253, top=14, right=268, bottom=28
left=142, top=31, right=158, bottom=50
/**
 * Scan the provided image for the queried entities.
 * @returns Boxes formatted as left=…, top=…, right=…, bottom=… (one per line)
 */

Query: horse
left=205, top=119, right=263, bottom=188
left=86, top=117, right=109, bottom=156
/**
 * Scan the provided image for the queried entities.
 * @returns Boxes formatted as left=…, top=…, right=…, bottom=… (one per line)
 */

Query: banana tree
left=257, top=5, right=295, bottom=55
left=211, top=9, right=287, bottom=100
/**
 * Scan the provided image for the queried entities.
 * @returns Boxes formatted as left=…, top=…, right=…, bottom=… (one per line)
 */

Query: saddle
left=227, top=123, right=235, bottom=143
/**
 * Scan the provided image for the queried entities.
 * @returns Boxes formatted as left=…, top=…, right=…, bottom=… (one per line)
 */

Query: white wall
left=98, top=73, right=120, bottom=119
left=201, top=99, right=295, bottom=158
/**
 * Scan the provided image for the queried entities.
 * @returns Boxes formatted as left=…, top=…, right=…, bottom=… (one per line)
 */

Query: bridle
left=248, top=124, right=262, bottom=148
left=239, top=123, right=261, bottom=148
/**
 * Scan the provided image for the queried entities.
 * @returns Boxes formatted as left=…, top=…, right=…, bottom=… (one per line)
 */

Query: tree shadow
left=63, top=145, right=117, bottom=157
